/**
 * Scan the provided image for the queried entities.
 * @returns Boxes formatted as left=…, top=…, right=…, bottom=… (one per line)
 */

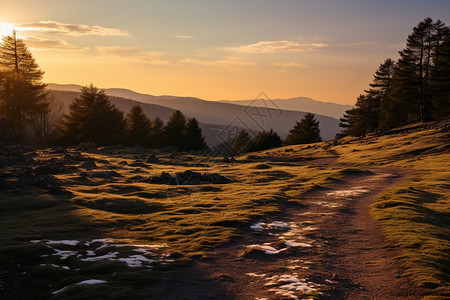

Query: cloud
left=23, top=36, right=88, bottom=51
left=175, top=34, right=193, bottom=39
left=273, top=62, right=311, bottom=68
left=180, top=57, right=256, bottom=67
left=97, top=46, right=141, bottom=56
left=15, top=20, right=129, bottom=36
left=96, top=46, right=169, bottom=65
left=229, top=40, right=328, bottom=53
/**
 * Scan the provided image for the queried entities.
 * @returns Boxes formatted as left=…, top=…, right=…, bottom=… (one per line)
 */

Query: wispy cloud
left=175, top=34, right=193, bottom=39
left=229, top=40, right=328, bottom=53
left=23, top=37, right=88, bottom=51
left=96, top=46, right=169, bottom=65
left=180, top=57, right=256, bottom=67
left=15, top=20, right=129, bottom=36
left=97, top=46, right=141, bottom=56
left=273, top=62, right=311, bottom=68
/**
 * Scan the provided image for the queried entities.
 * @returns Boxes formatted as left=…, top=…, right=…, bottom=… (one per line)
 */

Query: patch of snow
left=117, top=255, right=154, bottom=267
left=246, top=273, right=266, bottom=278
left=81, top=252, right=118, bottom=262
left=247, top=244, right=287, bottom=255
left=86, top=250, right=96, bottom=256
left=78, top=279, right=107, bottom=285
left=250, top=222, right=266, bottom=231
left=30, top=240, right=41, bottom=243
left=47, top=240, right=79, bottom=246
left=285, top=241, right=312, bottom=248
left=52, top=279, right=107, bottom=295
left=52, top=248, right=78, bottom=260
left=84, top=238, right=114, bottom=246
left=326, top=188, right=369, bottom=198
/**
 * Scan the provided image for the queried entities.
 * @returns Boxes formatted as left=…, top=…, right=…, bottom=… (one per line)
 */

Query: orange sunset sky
left=1, top=0, right=450, bottom=104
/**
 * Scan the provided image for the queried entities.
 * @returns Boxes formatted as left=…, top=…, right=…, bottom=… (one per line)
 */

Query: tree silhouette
left=163, top=110, right=186, bottom=149
left=126, top=105, right=152, bottom=147
left=430, top=32, right=450, bottom=119
left=55, top=84, right=125, bottom=146
left=150, top=117, right=164, bottom=148
left=232, top=130, right=252, bottom=154
left=0, top=32, right=48, bottom=142
left=284, top=113, right=321, bottom=145
left=249, top=129, right=282, bottom=152
left=183, top=117, right=206, bottom=151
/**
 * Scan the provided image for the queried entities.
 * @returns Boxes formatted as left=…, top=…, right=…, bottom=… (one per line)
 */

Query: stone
left=80, top=159, right=97, bottom=169
left=255, top=163, right=271, bottom=169
left=201, top=173, right=233, bottom=184
left=146, top=154, right=159, bottom=163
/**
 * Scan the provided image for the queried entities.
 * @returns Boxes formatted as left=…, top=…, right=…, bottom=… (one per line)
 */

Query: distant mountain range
left=48, top=83, right=345, bottom=145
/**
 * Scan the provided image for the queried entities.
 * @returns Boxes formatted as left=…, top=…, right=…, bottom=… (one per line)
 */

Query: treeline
left=0, top=32, right=206, bottom=151
left=228, top=112, right=322, bottom=155
left=54, top=85, right=207, bottom=151
left=0, top=31, right=324, bottom=153
left=339, top=18, right=450, bottom=137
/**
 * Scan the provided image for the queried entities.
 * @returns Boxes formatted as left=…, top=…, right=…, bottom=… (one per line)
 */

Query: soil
left=149, top=167, right=431, bottom=299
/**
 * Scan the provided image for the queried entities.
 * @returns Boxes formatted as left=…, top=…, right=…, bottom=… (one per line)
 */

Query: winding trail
left=150, top=168, right=429, bottom=299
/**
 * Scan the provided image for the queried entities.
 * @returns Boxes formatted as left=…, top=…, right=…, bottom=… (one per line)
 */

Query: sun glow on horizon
left=0, top=22, right=14, bottom=38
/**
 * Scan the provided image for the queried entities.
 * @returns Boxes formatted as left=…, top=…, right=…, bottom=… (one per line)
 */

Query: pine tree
left=231, top=130, right=252, bottom=154
left=249, top=129, right=282, bottom=152
left=387, top=18, right=449, bottom=125
left=430, top=32, right=450, bottom=119
left=163, top=110, right=186, bottom=149
left=183, top=118, right=207, bottom=151
left=284, top=113, right=321, bottom=145
left=150, top=117, right=164, bottom=148
left=338, top=108, right=358, bottom=137
left=368, top=58, right=395, bottom=131
left=0, top=32, right=48, bottom=142
left=55, top=84, right=125, bottom=146
left=125, top=105, right=152, bottom=147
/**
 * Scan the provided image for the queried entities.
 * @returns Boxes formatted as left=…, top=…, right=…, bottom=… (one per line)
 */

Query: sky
left=1, top=0, right=449, bottom=105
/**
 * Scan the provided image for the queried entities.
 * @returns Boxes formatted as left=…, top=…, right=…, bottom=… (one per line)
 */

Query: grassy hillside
left=0, top=118, right=448, bottom=299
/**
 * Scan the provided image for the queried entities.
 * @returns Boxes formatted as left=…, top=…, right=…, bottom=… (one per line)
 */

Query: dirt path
left=150, top=168, right=429, bottom=299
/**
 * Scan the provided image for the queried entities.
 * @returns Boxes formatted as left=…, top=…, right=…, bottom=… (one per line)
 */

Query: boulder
left=146, top=154, right=159, bottom=163
left=201, top=173, right=233, bottom=184
left=80, top=159, right=97, bottom=169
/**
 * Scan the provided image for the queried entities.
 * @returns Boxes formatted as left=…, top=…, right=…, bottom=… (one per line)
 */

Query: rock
left=255, top=163, right=271, bottom=169
left=175, top=170, right=202, bottom=185
left=129, top=161, right=147, bottom=168
left=50, top=146, right=66, bottom=154
left=32, top=158, right=66, bottom=175
left=35, top=175, right=62, bottom=193
left=222, top=156, right=230, bottom=163
left=75, top=142, right=97, bottom=152
left=118, top=160, right=128, bottom=165
left=80, top=159, right=97, bottom=169
left=201, top=173, right=233, bottom=184
left=146, top=154, right=159, bottom=163
left=285, top=148, right=294, bottom=152
left=0, top=118, right=17, bottom=145
left=88, top=171, right=122, bottom=179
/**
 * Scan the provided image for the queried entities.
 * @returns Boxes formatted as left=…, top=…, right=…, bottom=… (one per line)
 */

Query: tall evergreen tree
left=183, top=118, right=207, bottom=151
left=150, top=117, right=164, bottom=148
left=249, top=129, right=282, bottom=152
left=368, top=58, right=395, bottom=131
left=125, top=105, right=152, bottom=147
left=231, top=130, right=252, bottom=154
left=388, top=18, right=449, bottom=125
left=338, top=108, right=357, bottom=138
left=284, top=113, right=321, bottom=145
left=0, top=32, right=48, bottom=142
left=55, top=84, right=125, bottom=146
left=430, top=32, right=450, bottom=119
left=163, top=110, right=186, bottom=149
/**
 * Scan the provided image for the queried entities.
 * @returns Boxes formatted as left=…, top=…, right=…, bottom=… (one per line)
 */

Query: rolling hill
left=48, top=84, right=342, bottom=144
